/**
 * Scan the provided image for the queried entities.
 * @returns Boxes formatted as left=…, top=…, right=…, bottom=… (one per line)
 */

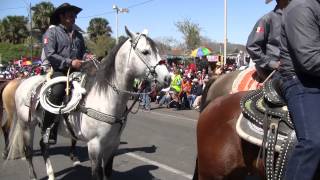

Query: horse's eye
left=142, top=50, right=150, bottom=55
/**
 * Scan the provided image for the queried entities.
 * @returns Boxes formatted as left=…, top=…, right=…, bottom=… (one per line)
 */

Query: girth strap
left=79, top=105, right=126, bottom=125
left=274, top=130, right=296, bottom=180
left=265, top=118, right=279, bottom=180
left=63, top=114, right=78, bottom=140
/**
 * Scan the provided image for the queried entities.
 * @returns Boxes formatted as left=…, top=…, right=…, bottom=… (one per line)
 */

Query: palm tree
left=31, top=2, right=55, bottom=34
left=0, top=20, right=4, bottom=42
left=1, top=16, right=29, bottom=44
left=87, top=18, right=112, bottom=42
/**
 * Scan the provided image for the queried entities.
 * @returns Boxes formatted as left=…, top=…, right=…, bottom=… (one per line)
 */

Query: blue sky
left=0, top=0, right=277, bottom=45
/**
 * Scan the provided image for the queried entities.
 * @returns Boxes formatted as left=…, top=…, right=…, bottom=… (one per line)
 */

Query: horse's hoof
left=2, top=151, right=8, bottom=159
left=71, top=155, right=80, bottom=166
left=73, top=160, right=81, bottom=166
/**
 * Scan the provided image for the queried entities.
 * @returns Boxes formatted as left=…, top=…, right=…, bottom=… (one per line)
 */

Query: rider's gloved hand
left=71, top=59, right=83, bottom=70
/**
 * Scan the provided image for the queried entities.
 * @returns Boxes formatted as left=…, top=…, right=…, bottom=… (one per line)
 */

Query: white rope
left=39, top=76, right=86, bottom=114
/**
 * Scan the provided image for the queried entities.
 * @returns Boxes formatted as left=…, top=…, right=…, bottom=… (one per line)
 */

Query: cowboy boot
left=42, top=111, right=56, bottom=144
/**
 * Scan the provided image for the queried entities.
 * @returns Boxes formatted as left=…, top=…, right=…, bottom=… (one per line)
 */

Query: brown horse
left=200, top=70, right=240, bottom=111
left=194, top=91, right=264, bottom=180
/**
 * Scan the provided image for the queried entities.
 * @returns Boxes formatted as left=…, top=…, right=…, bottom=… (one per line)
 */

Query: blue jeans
left=159, top=93, right=171, bottom=106
left=281, top=76, right=320, bottom=180
left=187, top=94, right=196, bottom=108
left=141, top=90, right=151, bottom=110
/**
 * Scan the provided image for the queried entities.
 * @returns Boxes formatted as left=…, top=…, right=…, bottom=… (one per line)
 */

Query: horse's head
left=123, top=26, right=171, bottom=87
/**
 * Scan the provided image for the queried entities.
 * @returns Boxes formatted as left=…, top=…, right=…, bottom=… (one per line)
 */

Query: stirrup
left=42, top=128, right=51, bottom=144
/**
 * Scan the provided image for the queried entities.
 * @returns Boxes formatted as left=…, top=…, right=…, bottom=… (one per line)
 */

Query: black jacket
left=246, top=7, right=283, bottom=71
left=43, top=24, right=85, bottom=73
left=279, top=0, right=320, bottom=79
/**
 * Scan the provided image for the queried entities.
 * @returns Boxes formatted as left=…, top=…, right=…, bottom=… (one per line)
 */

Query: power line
left=127, top=0, right=155, bottom=9
left=78, top=0, right=155, bottom=19
left=0, top=6, right=26, bottom=11
left=78, top=11, right=114, bottom=19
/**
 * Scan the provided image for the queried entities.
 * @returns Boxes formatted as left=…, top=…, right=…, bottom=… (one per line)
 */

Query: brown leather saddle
left=239, top=78, right=297, bottom=180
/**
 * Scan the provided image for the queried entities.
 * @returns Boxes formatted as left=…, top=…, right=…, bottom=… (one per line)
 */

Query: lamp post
left=113, top=5, right=129, bottom=44
left=223, top=0, right=228, bottom=67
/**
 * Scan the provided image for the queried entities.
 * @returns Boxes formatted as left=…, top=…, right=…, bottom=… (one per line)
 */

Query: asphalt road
left=0, top=103, right=199, bottom=180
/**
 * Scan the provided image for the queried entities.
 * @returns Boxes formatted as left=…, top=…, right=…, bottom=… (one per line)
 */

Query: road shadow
left=112, top=165, right=159, bottom=180
left=33, top=145, right=89, bottom=162
left=116, top=145, right=157, bottom=156
left=32, top=143, right=157, bottom=162
left=41, top=164, right=159, bottom=180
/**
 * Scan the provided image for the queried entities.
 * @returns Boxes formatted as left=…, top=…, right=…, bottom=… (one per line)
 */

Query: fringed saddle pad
left=237, top=79, right=297, bottom=180
left=231, top=66, right=261, bottom=94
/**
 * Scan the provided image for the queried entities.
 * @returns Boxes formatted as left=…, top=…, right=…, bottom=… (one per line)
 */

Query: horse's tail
left=199, top=76, right=217, bottom=112
left=7, top=112, right=25, bottom=160
left=6, top=80, right=25, bottom=160
left=3, top=79, right=22, bottom=131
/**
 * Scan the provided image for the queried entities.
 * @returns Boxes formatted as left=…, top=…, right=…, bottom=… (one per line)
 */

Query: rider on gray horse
left=42, top=3, right=85, bottom=144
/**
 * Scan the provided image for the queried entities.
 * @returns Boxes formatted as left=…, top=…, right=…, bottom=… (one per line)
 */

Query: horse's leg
left=102, top=139, right=120, bottom=179
left=23, top=124, right=37, bottom=180
left=192, top=157, right=198, bottom=180
left=104, top=155, right=114, bottom=178
left=88, top=139, right=103, bottom=180
left=1, top=125, right=9, bottom=159
left=69, top=139, right=80, bottom=165
left=40, top=139, right=55, bottom=180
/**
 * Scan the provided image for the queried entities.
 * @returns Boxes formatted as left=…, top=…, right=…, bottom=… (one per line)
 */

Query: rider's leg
left=42, top=71, right=66, bottom=144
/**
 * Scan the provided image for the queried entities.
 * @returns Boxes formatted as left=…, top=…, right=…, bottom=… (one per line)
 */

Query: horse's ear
left=125, top=26, right=135, bottom=39
left=141, top=29, right=148, bottom=36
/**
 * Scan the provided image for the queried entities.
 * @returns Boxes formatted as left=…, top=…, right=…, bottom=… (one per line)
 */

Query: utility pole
left=224, top=0, right=228, bottom=66
left=113, top=5, right=129, bottom=44
left=29, top=2, right=33, bottom=62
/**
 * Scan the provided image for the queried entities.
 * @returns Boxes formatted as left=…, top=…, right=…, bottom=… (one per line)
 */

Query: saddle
left=237, top=78, right=297, bottom=180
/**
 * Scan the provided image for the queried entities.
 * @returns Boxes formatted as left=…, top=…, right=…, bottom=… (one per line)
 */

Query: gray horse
left=7, top=27, right=171, bottom=180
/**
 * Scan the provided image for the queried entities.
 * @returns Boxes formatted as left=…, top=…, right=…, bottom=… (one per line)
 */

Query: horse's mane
left=200, top=77, right=217, bottom=112
left=95, top=37, right=129, bottom=90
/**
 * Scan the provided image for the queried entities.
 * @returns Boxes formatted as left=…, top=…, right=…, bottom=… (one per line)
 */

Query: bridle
left=105, top=33, right=165, bottom=96
left=130, top=33, right=164, bottom=80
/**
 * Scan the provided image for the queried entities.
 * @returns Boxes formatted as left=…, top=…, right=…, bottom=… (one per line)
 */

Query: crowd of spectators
left=0, top=64, right=48, bottom=80
left=137, top=60, right=233, bottom=112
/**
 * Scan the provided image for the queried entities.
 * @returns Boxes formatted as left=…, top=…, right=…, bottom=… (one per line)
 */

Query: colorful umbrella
left=191, top=47, right=212, bottom=57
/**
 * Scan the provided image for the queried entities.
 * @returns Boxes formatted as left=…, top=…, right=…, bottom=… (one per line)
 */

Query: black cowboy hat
left=50, top=3, right=82, bottom=25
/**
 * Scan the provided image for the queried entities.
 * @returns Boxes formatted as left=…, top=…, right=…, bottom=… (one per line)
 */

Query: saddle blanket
left=236, top=113, right=289, bottom=152
left=231, top=67, right=261, bottom=94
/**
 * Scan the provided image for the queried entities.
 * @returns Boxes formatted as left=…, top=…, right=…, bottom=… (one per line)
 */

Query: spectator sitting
left=179, top=76, right=192, bottom=109
left=169, top=67, right=182, bottom=110
left=157, top=87, right=171, bottom=107
left=193, top=80, right=204, bottom=110
left=188, top=78, right=198, bottom=109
